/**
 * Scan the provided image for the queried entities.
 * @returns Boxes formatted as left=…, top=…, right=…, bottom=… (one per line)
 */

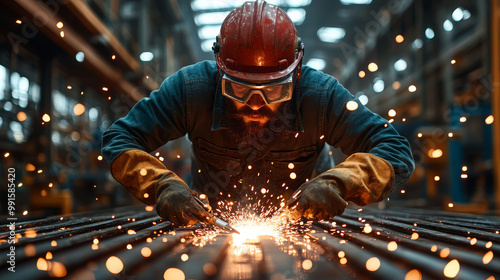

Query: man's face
left=231, top=91, right=282, bottom=126
left=225, top=89, right=289, bottom=147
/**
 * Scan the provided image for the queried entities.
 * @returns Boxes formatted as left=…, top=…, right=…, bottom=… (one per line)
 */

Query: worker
left=101, top=0, right=414, bottom=227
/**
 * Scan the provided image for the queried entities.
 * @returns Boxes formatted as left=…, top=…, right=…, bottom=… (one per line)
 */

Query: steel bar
left=316, top=217, right=500, bottom=275
left=0, top=206, right=498, bottom=279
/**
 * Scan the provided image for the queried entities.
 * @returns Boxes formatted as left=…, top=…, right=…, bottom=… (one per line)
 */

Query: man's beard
left=225, top=100, right=288, bottom=151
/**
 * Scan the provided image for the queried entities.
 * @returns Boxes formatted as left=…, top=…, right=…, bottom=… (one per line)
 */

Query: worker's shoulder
left=178, top=60, right=218, bottom=83
left=298, top=66, right=338, bottom=91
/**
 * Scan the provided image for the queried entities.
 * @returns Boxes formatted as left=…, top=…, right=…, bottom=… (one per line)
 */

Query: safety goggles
left=221, top=73, right=294, bottom=104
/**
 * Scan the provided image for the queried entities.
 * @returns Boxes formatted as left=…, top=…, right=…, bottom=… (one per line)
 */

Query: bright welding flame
left=231, top=213, right=285, bottom=246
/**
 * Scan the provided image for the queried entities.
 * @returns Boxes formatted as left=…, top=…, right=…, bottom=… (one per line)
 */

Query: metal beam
left=65, top=0, right=140, bottom=72
left=492, top=0, right=500, bottom=214
left=11, top=0, right=144, bottom=102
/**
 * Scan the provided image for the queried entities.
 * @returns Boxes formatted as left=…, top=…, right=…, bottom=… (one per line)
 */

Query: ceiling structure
left=183, top=0, right=390, bottom=80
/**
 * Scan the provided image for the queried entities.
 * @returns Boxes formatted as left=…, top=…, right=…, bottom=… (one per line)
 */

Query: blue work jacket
left=102, top=61, right=414, bottom=204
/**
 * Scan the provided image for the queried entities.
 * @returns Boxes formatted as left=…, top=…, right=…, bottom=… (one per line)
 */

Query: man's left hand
left=287, top=178, right=347, bottom=221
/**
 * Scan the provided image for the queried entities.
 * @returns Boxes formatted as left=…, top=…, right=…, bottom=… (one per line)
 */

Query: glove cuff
left=319, top=153, right=395, bottom=205
left=110, top=149, right=188, bottom=205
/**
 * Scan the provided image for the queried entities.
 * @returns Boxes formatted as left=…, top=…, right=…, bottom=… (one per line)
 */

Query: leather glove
left=288, top=178, right=347, bottom=221
left=109, top=149, right=214, bottom=226
left=288, top=153, right=394, bottom=221
left=156, top=183, right=215, bottom=226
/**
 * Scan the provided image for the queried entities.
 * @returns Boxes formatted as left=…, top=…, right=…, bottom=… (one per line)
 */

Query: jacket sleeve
left=322, top=78, right=415, bottom=201
left=101, top=70, right=189, bottom=204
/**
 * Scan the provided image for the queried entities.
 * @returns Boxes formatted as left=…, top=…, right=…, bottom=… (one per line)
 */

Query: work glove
left=288, top=178, right=347, bottom=221
left=288, top=153, right=395, bottom=221
left=110, top=149, right=213, bottom=226
left=155, top=183, right=215, bottom=226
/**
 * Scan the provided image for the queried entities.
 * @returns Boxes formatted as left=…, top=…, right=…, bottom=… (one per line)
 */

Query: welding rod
left=273, top=189, right=302, bottom=218
left=194, top=197, right=240, bottom=234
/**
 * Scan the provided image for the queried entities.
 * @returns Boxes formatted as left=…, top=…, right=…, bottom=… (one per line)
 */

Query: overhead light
left=191, top=0, right=244, bottom=11
left=285, top=0, right=312, bottom=7
left=462, top=10, right=471, bottom=20
left=75, top=52, right=85, bottom=62
left=394, top=59, right=407, bottom=71
left=317, top=27, right=345, bottom=43
left=373, top=78, right=384, bottom=93
left=411, top=38, right=423, bottom=49
left=287, top=8, right=306, bottom=25
left=340, top=0, right=372, bottom=5
left=443, top=20, right=453, bottom=31
left=0, top=66, right=6, bottom=98
left=195, top=12, right=230, bottom=26
left=191, top=0, right=312, bottom=11
left=452, top=7, right=464, bottom=21
left=201, top=40, right=215, bottom=52
left=89, top=108, right=99, bottom=122
left=198, top=25, right=221, bottom=40
left=259, top=0, right=313, bottom=7
left=140, top=52, right=154, bottom=62
left=306, top=58, right=326, bottom=71
left=425, top=28, right=435, bottom=39
left=4, top=101, right=13, bottom=111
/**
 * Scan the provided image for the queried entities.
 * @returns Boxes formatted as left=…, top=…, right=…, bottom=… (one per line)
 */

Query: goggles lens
left=221, top=74, right=294, bottom=104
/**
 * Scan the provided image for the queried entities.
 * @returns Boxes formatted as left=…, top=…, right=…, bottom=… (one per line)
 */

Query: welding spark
left=366, top=257, right=381, bottom=272
left=230, top=212, right=287, bottom=247
left=443, top=259, right=460, bottom=278
left=106, top=256, right=123, bottom=274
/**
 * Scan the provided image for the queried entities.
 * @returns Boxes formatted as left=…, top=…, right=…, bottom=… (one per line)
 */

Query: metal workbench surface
left=0, top=206, right=499, bottom=279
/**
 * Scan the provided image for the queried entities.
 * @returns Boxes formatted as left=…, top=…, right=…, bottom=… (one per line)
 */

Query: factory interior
left=0, top=0, right=499, bottom=279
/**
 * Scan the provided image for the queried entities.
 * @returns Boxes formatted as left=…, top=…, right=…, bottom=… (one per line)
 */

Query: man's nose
left=246, top=91, right=267, bottom=110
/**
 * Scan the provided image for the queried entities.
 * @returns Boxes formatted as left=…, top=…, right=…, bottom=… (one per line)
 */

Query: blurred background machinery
left=0, top=0, right=498, bottom=217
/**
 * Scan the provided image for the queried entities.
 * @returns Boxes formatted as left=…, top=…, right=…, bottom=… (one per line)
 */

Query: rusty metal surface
left=0, top=206, right=499, bottom=279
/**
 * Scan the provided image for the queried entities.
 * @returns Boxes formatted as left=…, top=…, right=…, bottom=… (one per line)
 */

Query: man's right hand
left=155, top=183, right=214, bottom=226
left=287, top=178, right=347, bottom=221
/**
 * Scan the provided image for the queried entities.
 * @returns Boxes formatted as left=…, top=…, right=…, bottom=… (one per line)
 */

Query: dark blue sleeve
left=101, top=70, right=188, bottom=163
left=324, top=79, right=415, bottom=186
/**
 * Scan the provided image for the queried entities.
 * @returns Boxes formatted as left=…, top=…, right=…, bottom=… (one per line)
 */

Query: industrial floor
left=0, top=206, right=499, bottom=280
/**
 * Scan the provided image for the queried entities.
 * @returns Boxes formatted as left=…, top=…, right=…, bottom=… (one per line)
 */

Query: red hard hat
left=213, top=0, right=304, bottom=82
